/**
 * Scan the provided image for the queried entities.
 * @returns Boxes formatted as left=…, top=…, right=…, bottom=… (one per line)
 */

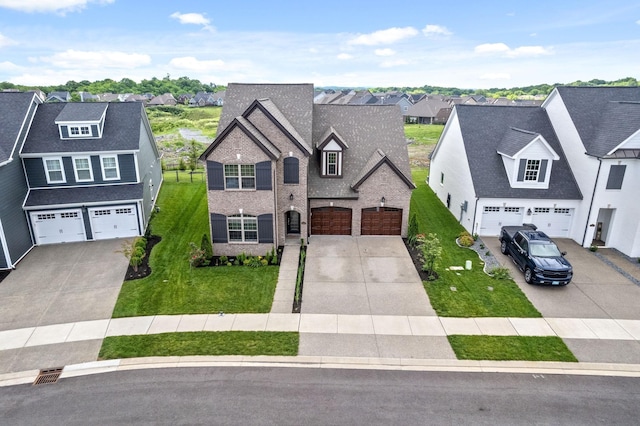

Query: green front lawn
left=404, top=123, right=444, bottom=145
left=410, top=168, right=540, bottom=318
left=99, top=331, right=298, bottom=359
left=112, top=173, right=278, bottom=317
left=448, top=335, right=578, bottom=362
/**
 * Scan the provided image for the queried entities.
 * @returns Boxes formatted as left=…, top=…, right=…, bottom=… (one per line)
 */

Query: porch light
left=381, top=196, right=385, bottom=207
left=239, top=208, right=243, bottom=214
left=527, top=208, right=532, bottom=216
left=289, top=193, right=294, bottom=201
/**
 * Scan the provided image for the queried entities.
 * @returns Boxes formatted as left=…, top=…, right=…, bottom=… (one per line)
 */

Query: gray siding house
left=20, top=102, right=162, bottom=246
left=0, top=92, right=40, bottom=269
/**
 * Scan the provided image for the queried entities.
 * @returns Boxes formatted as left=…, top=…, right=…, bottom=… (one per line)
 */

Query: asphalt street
left=2, top=367, right=639, bottom=425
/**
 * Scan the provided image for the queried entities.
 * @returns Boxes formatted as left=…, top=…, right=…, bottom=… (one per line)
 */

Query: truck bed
left=500, top=224, right=537, bottom=240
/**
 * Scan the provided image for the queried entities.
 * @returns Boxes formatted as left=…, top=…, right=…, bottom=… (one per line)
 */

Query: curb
left=3, top=356, right=640, bottom=387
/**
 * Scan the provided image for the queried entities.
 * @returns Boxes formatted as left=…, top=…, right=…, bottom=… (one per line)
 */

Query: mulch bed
left=123, top=235, right=162, bottom=281
left=403, top=238, right=439, bottom=281
left=203, top=246, right=284, bottom=267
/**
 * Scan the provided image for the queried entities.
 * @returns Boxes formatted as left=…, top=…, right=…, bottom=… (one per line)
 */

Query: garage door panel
left=479, top=206, right=524, bottom=236
left=89, top=205, right=139, bottom=240
left=31, top=209, right=86, bottom=245
left=311, top=207, right=352, bottom=235
left=532, top=208, right=573, bottom=237
left=361, top=207, right=402, bottom=235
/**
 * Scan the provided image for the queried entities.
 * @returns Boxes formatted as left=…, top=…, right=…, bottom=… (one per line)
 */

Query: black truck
left=499, top=224, right=573, bottom=286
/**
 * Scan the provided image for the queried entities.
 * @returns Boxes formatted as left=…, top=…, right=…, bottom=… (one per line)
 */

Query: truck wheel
left=524, top=268, right=534, bottom=284
left=500, top=240, right=508, bottom=255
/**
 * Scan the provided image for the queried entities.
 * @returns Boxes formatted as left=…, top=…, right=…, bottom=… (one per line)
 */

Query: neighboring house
left=97, top=93, right=120, bottom=102
left=19, top=102, right=162, bottom=245
left=45, top=91, right=71, bottom=103
left=406, top=97, right=452, bottom=124
left=200, top=83, right=415, bottom=256
left=0, top=92, right=40, bottom=269
left=78, top=91, right=99, bottom=102
left=429, top=86, right=640, bottom=257
left=148, top=93, right=177, bottom=106
left=190, top=91, right=216, bottom=107
left=375, top=94, right=413, bottom=117
left=212, top=90, right=226, bottom=106
left=177, top=94, right=193, bottom=105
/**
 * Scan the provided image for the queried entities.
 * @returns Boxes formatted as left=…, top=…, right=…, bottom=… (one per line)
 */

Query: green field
left=404, top=123, right=444, bottom=145
left=147, top=105, right=221, bottom=137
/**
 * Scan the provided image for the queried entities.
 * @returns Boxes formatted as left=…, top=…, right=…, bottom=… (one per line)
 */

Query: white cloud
left=40, top=50, right=151, bottom=69
left=337, top=53, right=353, bottom=60
left=480, top=72, right=511, bottom=80
left=0, top=60, right=21, bottom=71
left=349, top=27, right=418, bottom=46
left=0, top=0, right=113, bottom=14
left=168, top=56, right=225, bottom=71
left=170, top=12, right=210, bottom=26
left=380, top=59, right=409, bottom=68
left=474, top=43, right=552, bottom=57
left=0, top=32, right=17, bottom=48
left=422, top=25, right=452, bottom=38
left=374, top=48, right=395, bottom=56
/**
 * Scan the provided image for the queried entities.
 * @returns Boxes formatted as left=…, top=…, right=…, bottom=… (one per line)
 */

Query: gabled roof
left=454, top=104, right=582, bottom=200
left=590, top=101, right=640, bottom=157
left=21, top=102, right=145, bottom=154
left=406, top=97, right=451, bottom=118
left=218, top=83, right=314, bottom=148
left=0, top=92, right=39, bottom=164
left=200, top=116, right=280, bottom=161
left=24, top=183, right=143, bottom=208
left=497, top=127, right=540, bottom=157
left=351, top=148, right=415, bottom=190
left=308, top=104, right=414, bottom=198
left=316, top=126, right=348, bottom=150
left=553, top=86, right=640, bottom=156
left=55, top=102, right=108, bottom=122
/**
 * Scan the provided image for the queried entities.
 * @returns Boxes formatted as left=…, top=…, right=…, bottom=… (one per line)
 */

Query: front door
left=287, top=211, right=300, bottom=234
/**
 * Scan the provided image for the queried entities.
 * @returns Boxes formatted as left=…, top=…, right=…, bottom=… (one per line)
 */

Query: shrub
left=418, top=233, right=442, bottom=275
left=490, top=266, right=512, bottom=280
left=237, top=252, right=248, bottom=264
left=178, top=158, right=187, bottom=171
left=407, top=214, right=419, bottom=246
left=589, top=245, right=598, bottom=252
left=188, top=242, right=206, bottom=267
left=117, top=237, right=147, bottom=272
left=219, top=255, right=228, bottom=264
left=458, top=235, right=475, bottom=247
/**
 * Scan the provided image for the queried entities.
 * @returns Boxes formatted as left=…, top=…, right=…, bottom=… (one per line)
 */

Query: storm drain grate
left=33, top=367, right=64, bottom=385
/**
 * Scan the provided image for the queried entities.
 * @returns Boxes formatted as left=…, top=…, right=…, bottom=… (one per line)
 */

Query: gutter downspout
left=471, top=197, right=479, bottom=236
left=581, top=158, right=602, bottom=246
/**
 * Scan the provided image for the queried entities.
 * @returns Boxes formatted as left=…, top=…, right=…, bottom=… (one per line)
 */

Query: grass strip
left=448, top=335, right=578, bottom=362
left=99, top=331, right=299, bottom=359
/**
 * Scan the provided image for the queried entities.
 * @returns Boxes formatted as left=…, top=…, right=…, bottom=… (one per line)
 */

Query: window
left=283, top=157, right=299, bottom=184
left=484, top=206, right=500, bottom=212
left=44, top=157, right=66, bottom=183
left=327, top=152, right=337, bottom=175
left=524, top=160, right=540, bottom=181
left=440, top=172, right=444, bottom=185
left=534, top=207, right=550, bottom=214
left=69, top=125, right=91, bottom=137
left=100, top=156, right=119, bottom=180
left=504, top=207, right=520, bottom=213
left=224, top=164, right=255, bottom=189
left=321, top=150, right=342, bottom=177
left=606, top=165, right=626, bottom=190
left=227, top=214, right=258, bottom=242
left=73, top=157, right=93, bottom=182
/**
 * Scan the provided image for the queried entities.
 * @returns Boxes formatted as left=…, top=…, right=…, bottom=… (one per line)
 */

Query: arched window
left=227, top=214, right=258, bottom=242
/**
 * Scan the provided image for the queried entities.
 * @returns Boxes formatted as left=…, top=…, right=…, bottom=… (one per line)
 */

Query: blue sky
left=0, top=0, right=639, bottom=89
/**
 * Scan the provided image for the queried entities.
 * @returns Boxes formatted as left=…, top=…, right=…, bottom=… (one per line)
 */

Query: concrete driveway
left=302, top=236, right=435, bottom=316
left=0, top=240, right=130, bottom=373
left=484, top=237, right=640, bottom=320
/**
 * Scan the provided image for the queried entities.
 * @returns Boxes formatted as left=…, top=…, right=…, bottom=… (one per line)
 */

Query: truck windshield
left=530, top=243, right=562, bottom=257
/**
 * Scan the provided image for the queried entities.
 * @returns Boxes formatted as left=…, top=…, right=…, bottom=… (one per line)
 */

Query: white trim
left=607, top=128, right=640, bottom=156
left=20, top=149, right=139, bottom=159
left=224, top=164, right=255, bottom=190
left=0, top=218, right=12, bottom=268
left=42, top=157, right=66, bottom=184
left=72, top=156, right=94, bottom=182
left=227, top=213, right=258, bottom=243
left=23, top=198, right=142, bottom=211
left=133, top=152, right=140, bottom=182
left=100, top=155, right=120, bottom=181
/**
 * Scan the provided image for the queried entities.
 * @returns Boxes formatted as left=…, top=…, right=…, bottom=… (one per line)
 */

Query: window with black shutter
left=255, top=161, right=272, bottom=190
left=606, top=165, right=626, bottom=190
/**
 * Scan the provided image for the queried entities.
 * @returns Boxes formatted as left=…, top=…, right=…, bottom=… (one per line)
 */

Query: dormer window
left=317, top=128, right=348, bottom=178
left=69, top=126, right=91, bottom=137
left=55, top=103, right=108, bottom=140
left=326, top=152, right=339, bottom=176
left=524, top=159, right=541, bottom=181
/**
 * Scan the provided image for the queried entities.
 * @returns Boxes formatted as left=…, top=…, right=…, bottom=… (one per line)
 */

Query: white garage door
left=89, top=205, right=139, bottom=240
left=532, top=207, right=573, bottom=237
left=30, top=209, right=86, bottom=245
left=479, top=206, right=524, bottom=236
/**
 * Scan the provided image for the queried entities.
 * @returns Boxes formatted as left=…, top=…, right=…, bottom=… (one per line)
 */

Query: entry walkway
left=2, top=314, right=640, bottom=352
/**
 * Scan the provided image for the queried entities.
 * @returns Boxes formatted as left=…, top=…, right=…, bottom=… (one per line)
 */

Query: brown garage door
left=361, top=207, right=402, bottom=235
left=311, top=207, right=352, bottom=235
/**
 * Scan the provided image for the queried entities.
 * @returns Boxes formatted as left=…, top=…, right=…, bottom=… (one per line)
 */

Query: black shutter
left=255, top=161, right=272, bottom=190
left=538, top=159, right=548, bottom=182
left=258, top=214, right=274, bottom=243
left=606, top=165, right=626, bottom=189
left=517, top=159, right=527, bottom=181
left=91, top=124, right=99, bottom=136
left=283, top=157, right=299, bottom=184
left=207, top=161, right=224, bottom=190
left=210, top=213, right=228, bottom=243
left=61, top=125, right=69, bottom=138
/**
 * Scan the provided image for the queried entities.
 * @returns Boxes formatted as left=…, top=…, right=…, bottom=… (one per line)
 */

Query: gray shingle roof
left=555, top=86, right=640, bottom=156
left=24, top=183, right=143, bottom=207
left=308, top=104, right=414, bottom=198
left=235, top=116, right=281, bottom=159
left=218, top=83, right=314, bottom=145
left=55, top=102, right=108, bottom=122
left=496, top=127, right=540, bottom=157
left=407, top=97, right=450, bottom=118
left=256, top=99, right=312, bottom=154
left=589, top=101, right=640, bottom=157
left=455, top=104, right=582, bottom=200
left=0, top=92, right=37, bottom=163
left=22, top=102, right=144, bottom=154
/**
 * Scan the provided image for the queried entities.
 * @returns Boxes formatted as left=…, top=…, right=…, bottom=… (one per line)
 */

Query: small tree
left=117, top=237, right=146, bottom=272
left=188, top=242, right=206, bottom=268
left=407, top=213, right=419, bottom=246
left=200, top=234, right=213, bottom=260
left=187, top=140, right=200, bottom=171
left=178, top=158, right=187, bottom=171
left=419, top=233, right=442, bottom=277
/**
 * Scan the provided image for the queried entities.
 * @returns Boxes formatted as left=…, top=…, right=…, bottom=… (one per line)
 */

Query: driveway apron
left=0, top=240, right=130, bottom=373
